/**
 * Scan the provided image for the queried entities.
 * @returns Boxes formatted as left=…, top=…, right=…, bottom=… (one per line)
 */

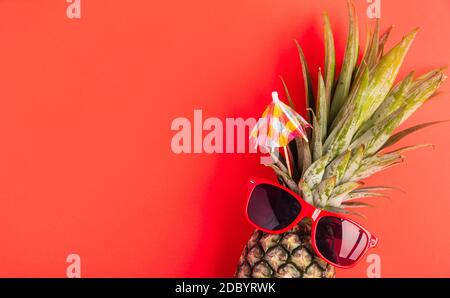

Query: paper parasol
left=250, top=91, right=311, bottom=176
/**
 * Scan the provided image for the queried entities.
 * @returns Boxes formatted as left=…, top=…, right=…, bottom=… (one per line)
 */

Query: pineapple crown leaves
left=270, top=1, right=447, bottom=215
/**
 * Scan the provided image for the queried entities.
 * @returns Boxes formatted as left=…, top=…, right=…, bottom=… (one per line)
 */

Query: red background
left=0, top=0, right=449, bottom=277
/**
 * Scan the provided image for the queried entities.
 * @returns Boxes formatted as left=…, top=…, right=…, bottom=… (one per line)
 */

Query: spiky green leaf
left=329, top=1, right=359, bottom=122
left=295, top=40, right=314, bottom=118
left=382, top=121, right=448, bottom=149
left=310, top=110, right=322, bottom=162
left=317, top=70, right=328, bottom=141
left=356, top=71, right=414, bottom=138
left=323, top=206, right=366, bottom=219
left=351, top=107, right=406, bottom=156
left=295, top=137, right=312, bottom=176
left=323, top=150, right=351, bottom=184
left=327, top=69, right=369, bottom=158
left=352, top=153, right=403, bottom=180
left=318, top=176, right=336, bottom=207
left=365, top=18, right=380, bottom=70
left=341, top=201, right=375, bottom=208
left=353, top=186, right=402, bottom=193
left=299, top=179, right=314, bottom=205
left=267, top=164, right=299, bottom=193
left=400, top=71, right=447, bottom=124
left=280, top=76, right=296, bottom=110
left=356, top=28, right=419, bottom=128
left=345, top=191, right=389, bottom=201
left=384, top=144, right=433, bottom=155
left=341, top=145, right=365, bottom=183
left=303, top=154, right=331, bottom=189
left=323, top=12, right=335, bottom=118
left=378, top=25, right=393, bottom=59
left=328, top=181, right=362, bottom=207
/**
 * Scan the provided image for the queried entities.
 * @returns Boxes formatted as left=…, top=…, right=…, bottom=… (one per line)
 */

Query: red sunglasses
left=245, top=178, right=378, bottom=269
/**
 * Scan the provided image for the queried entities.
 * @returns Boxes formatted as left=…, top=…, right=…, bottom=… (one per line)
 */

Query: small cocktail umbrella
left=250, top=91, right=311, bottom=177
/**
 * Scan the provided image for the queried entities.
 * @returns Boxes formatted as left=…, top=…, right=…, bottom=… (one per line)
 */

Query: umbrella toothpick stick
left=283, top=146, right=292, bottom=178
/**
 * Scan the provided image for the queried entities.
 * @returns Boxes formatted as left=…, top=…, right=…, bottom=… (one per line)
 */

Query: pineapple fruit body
left=235, top=219, right=335, bottom=278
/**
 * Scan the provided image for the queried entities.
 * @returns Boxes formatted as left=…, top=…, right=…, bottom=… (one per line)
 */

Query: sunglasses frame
left=245, top=178, right=378, bottom=269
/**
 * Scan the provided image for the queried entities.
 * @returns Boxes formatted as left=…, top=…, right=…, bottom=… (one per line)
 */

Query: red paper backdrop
left=0, top=0, right=449, bottom=277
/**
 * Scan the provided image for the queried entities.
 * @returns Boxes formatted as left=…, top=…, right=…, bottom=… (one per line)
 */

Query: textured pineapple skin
left=235, top=218, right=336, bottom=278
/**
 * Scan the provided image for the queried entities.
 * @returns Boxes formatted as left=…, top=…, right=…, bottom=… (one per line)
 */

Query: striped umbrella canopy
left=250, top=91, right=310, bottom=150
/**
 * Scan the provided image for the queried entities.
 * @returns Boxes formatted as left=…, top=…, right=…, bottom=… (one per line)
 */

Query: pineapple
left=236, top=1, right=446, bottom=278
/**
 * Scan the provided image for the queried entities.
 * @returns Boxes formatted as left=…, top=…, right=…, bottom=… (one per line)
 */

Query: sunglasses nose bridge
left=310, top=208, right=321, bottom=221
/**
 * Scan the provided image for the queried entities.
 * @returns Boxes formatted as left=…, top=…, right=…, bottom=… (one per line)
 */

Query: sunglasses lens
left=315, top=216, right=368, bottom=266
left=247, top=184, right=301, bottom=231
